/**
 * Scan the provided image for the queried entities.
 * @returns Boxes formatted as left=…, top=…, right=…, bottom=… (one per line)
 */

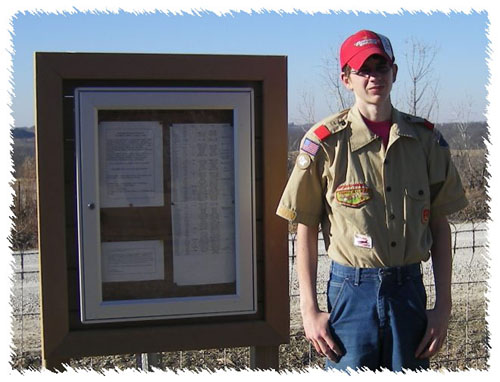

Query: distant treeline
left=11, top=127, right=35, bottom=177
left=8, top=119, right=488, bottom=249
left=11, top=127, right=35, bottom=139
left=10, top=121, right=488, bottom=175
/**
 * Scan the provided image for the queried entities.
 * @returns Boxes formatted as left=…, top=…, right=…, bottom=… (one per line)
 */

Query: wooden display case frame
left=35, top=52, right=288, bottom=370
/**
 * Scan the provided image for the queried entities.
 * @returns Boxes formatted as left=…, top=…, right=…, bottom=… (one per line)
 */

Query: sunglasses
left=350, top=65, right=392, bottom=78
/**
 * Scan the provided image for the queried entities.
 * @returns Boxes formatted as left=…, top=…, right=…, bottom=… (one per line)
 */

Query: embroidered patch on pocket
left=421, top=208, right=430, bottom=224
left=335, top=183, right=371, bottom=207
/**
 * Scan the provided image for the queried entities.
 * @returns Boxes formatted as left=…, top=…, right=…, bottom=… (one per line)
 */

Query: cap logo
left=354, top=38, right=378, bottom=47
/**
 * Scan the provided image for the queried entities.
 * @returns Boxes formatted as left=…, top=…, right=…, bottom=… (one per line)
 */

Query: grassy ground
left=11, top=301, right=489, bottom=373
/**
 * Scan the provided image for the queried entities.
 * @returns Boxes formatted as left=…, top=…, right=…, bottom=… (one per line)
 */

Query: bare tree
left=10, top=156, right=38, bottom=251
left=450, top=96, right=487, bottom=190
left=296, top=88, right=317, bottom=125
left=403, top=37, right=440, bottom=120
left=290, top=88, right=317, bottom=154
left=320, top=45, right=354, bottom=113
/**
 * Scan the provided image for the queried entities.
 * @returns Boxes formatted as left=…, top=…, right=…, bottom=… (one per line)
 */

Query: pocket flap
left=406, top=187, right=427, bottom=200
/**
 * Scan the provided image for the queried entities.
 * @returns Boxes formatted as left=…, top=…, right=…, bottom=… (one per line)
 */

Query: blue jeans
left=325, top=261, right=430, bottom=372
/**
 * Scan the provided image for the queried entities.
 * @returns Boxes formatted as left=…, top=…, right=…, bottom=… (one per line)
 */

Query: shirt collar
left=347, top=107, right=378, bottom=151
left=390, top=108, right=419, bottom=140
left=347, top=107, right=418, bottom=152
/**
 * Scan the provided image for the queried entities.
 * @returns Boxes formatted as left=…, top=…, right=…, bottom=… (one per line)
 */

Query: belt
left=330, top=261, right=422, bottom=286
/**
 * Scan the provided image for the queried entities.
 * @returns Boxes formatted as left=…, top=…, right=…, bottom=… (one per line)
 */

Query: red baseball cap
left=340, top=30, right=395, bottom=71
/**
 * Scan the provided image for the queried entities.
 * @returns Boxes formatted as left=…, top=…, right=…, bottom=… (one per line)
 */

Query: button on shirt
left=276, top=107, right=468, bottom=268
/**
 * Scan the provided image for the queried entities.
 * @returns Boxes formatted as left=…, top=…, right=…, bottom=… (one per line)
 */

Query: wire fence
left=10, top=221, right=489, bottom=372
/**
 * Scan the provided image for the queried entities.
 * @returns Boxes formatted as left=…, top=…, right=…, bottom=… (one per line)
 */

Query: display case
left=75, top=87, right=256, bottom=322
left=35, top=52, right=288, bottom=368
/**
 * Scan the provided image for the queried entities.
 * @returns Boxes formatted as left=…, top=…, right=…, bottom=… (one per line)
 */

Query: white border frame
left=74, top=87, right=256, bottom=323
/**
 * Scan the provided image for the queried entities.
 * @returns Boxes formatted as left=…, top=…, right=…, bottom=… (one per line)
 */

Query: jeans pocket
left=327, top=277, right=347, bottom=322
left=407, top=275, right=428, bottom=321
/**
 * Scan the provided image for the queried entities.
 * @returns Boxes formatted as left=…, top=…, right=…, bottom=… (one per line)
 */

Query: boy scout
left=277, top=30, right=468, bottom=371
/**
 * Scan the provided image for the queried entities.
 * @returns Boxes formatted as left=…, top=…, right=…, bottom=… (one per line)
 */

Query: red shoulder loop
left=313, top=125, right=331, bottom=141
left=424, top=120, right=434, bottom=130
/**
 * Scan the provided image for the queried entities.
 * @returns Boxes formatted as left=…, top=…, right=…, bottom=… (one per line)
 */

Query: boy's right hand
left=302, top=310, right=343, bottom=362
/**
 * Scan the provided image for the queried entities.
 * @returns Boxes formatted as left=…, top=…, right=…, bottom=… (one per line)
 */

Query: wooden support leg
left=250, top=346, right=279, bottom=371
left=42, top=357, right=69, bottom=372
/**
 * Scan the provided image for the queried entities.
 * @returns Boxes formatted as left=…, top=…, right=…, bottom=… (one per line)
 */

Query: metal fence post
left=136, top=353, right=161, bottom=371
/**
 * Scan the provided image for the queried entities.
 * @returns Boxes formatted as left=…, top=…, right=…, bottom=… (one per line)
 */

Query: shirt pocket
left=404, top=186, right=430, bottom=224
left=334, top=182, right=371, bottom=208
left=330, top=182, right=374, bottom=234
left=404, top=185, right=431, bottom=251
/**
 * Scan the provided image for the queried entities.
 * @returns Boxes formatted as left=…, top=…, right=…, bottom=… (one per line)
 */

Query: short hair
left=342, top=64, right=352, bottom=77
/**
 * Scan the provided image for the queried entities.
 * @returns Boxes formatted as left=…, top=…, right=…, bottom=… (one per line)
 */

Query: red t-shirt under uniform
left=362, top=115, right=392, bottom=148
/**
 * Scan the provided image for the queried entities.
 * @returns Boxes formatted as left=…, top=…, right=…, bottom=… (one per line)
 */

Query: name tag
left=354, top=233, right=372, bottom=249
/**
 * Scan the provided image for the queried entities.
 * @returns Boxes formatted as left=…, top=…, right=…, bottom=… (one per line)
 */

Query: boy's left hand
left=415, top=307, right=451, bottom=359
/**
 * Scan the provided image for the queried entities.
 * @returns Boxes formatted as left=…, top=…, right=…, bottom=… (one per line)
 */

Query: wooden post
left=42, top=358, right=69, bottom=372
left=250, top=346, right=279, bottom=371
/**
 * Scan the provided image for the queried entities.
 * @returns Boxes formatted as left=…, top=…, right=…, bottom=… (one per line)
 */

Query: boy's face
left=341, top=55, right=398, bottom=108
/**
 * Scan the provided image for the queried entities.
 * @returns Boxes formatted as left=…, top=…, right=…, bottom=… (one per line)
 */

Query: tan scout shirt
left=277, top=107, right=468, bottom=268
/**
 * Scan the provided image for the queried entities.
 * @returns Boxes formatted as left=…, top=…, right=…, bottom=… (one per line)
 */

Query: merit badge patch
left=296, top=153, right=311, bottom=170
left=301, top=138, right=320, bottom=156
left=422, top=208, right=430, bottom=224
left=335, top=183, right=371, bottom=207
left=354, top=233, right=373, bottom=249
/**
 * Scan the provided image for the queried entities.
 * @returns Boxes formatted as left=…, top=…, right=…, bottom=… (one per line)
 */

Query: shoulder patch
left=433, top=129, right=449, bottom=148
left=313, top=125, right=331, bottom=141
left=404, top=113, right=435, bottom=130
left=296, top=152, right=312, bottom=169
left=301, top=138, right=320, bottom=156
left=424, top=120, right=434, bottom=130
left=414, top=117, right=435, bottom=130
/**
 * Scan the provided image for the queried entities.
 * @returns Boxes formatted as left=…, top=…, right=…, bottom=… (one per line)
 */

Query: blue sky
left=10, top=10, right=489, bottom=126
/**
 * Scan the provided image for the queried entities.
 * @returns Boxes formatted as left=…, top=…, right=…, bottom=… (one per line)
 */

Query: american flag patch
left=301, top=138, right=320, bottom=156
